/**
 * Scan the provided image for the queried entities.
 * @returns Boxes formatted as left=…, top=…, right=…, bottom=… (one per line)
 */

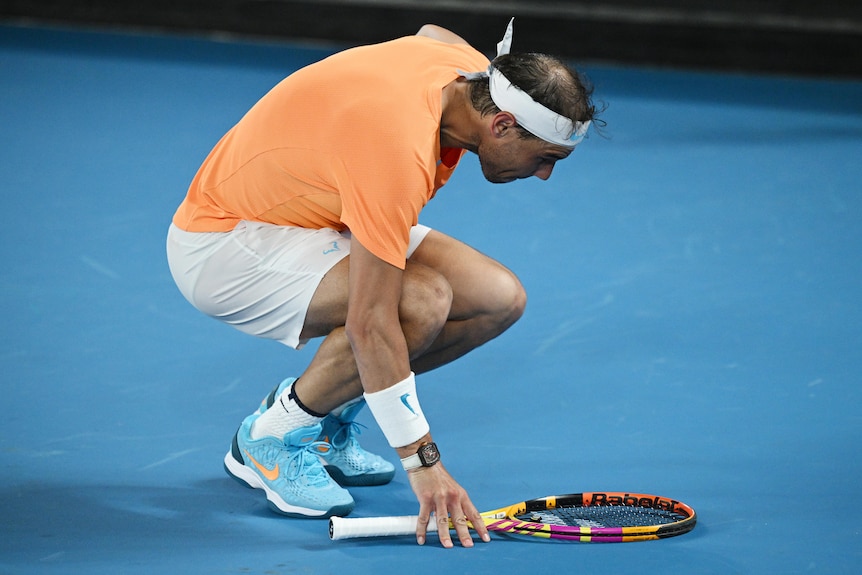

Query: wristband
left=363, top=372, right=429, bottom=448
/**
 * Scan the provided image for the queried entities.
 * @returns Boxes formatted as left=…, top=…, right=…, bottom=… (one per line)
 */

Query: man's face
left=477, top=134, right=572, bottom=184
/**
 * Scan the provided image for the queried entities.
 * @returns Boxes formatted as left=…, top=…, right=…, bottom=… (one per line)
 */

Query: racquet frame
left=330, top=492, right=696, bottom=542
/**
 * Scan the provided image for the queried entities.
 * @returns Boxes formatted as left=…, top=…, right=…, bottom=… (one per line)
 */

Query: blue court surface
left=2, top=23, right=861, bottom=575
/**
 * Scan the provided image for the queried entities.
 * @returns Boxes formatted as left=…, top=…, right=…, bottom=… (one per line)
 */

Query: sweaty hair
left=467, top=52, right=599, bottom=141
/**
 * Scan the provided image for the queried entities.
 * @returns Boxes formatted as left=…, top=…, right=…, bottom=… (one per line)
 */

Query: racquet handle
left=329, top=515, right=437, bottom=540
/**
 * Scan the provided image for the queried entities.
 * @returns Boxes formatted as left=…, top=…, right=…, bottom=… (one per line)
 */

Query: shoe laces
left=330, top=421, right=367, bottom=450
left=286, top=439, right=334, bottom=485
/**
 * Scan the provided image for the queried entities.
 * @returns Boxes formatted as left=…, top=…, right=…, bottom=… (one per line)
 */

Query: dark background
left=3, top=0, right=862, bottom=77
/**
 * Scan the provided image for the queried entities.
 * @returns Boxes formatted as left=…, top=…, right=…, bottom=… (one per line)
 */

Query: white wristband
left=363, top=372, right=429, bottom=448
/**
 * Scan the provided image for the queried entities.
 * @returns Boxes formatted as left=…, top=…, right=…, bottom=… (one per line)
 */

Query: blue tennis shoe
left=224, top=413, right=354, bottom=518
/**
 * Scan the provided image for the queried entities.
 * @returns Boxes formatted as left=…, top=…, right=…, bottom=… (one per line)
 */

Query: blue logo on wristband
left=399, top=393, right=417, bottom=415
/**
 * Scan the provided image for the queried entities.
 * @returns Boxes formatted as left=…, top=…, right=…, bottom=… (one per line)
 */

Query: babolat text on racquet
left=330, top=492, right=696, bottom=542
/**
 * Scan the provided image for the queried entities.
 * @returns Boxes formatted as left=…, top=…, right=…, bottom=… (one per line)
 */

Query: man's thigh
left=300, top=225, right=435, bottom=341
left=407, top=230, right=523, bottom=320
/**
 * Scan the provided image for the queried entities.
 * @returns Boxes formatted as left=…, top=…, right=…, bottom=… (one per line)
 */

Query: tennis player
left=167, top=19, right=597, bottom=548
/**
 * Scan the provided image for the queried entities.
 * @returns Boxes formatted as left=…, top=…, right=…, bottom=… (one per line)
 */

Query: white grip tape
left=363, top=372, right=429, bottom=448
left=329, top=515, right=437, bottom=540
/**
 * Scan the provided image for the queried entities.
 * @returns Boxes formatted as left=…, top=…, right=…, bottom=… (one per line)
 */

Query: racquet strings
left=517, top=504, right=687, bottom=528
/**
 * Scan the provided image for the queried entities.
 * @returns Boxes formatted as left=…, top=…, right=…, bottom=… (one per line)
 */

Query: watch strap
left=400, top=441, right=440, bottom=471
left=400, top=453, right=423, bottom=471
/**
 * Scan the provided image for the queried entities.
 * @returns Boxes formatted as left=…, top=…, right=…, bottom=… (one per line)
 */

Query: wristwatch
left=400, top=442, right=440, bottom=471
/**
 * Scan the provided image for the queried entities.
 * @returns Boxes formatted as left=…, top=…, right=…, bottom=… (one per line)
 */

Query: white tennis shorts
left=166, top=221, right=432, bottom=349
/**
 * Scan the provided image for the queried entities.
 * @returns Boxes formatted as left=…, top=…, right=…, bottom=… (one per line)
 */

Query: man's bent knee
left=488, top=267, right=527, bottom=333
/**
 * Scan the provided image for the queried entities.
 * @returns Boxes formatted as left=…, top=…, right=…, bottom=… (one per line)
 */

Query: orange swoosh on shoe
left=244, top=450, right=279, bottom=481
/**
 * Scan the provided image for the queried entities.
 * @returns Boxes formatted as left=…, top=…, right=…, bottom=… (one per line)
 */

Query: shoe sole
left=224, top=436, right=354, bottom=519
left=324, top=465, right=395, bottom=487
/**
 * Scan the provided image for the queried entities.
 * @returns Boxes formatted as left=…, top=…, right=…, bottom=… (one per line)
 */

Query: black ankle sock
left=287, top=385, right=328, bottom=418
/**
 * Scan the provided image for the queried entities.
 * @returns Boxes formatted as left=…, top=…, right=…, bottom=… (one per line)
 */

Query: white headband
left=460, top=18, right=590, bottom=148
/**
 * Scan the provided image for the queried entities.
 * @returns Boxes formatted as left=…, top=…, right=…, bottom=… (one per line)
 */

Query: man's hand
left=407, top=463, right=491, bottom=548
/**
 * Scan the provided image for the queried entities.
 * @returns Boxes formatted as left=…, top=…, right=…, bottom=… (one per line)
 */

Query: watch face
left=418, top=442, right=440, bottom=466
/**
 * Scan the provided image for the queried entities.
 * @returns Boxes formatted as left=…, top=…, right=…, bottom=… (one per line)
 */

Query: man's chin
left=479, top=159, right=518, bottom=183
left=482, top=171, right=515, bottom=184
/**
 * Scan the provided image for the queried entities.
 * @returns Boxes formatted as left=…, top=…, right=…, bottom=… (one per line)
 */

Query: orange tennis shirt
left=172, top=36, right=490, bottom=269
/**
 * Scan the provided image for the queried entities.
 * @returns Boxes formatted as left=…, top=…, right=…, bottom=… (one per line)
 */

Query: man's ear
left=490, top=111, right=517, bottom=139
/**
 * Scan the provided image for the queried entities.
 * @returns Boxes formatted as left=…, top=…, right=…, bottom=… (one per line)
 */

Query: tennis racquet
left=330, top=492, right=696, bottom=542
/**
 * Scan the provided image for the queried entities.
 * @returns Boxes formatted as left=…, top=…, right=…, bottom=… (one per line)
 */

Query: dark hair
left=467, top=52, right=600, bottom=142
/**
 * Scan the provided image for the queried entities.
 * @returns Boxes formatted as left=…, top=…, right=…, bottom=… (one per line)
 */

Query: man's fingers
left=415, top=511, right=430, bottom=546
left=466, top=506, right=491, bottom=543
left=406, top=464, right=489, bottom=548
left=418, top=509, right=489, bottom=548
left=451, top=510, right=474, bottom=548
left=436, top=513, right=454, bottom=548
